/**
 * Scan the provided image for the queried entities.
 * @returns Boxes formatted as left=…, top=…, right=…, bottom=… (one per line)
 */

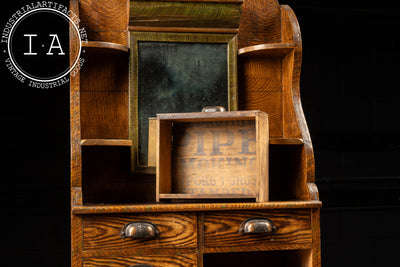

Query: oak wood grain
left=239, top=56, right=283, bottom=92
left=70, top=2, right=82, bottom=267
left=238, top=0, right=281, bottom=48
left=80, top=91, right=129, bottom=139
left=83, top=213, right=198, bottom=251
left=281, top=5, right=316, bottom=185
left=79, top=0, right=128, bottom=45
left=83, top=254, right=197, bottom=267
left=80, top=51, right=129, bottom=139
left=70, top=0, right=81, bottom=189
left=82, top=41, right=129, bottom=54
left=129, top=26, right=239, bottom=33
left=129, top=0, right=242, bottom=31
left=238, top=43, right=295, bottom=57
left=238, top=91, right=282, bottom=137
left=82, top=248, right=197, bottom=258
left=72, top=201, right=322, bottom=215
left=204, top=210, right=312, bottom=249
left=311, top=208, right=321, bottom=267
left=81, top=139, right=132, bottom=146
left=269, top=138, right=304, bottom=145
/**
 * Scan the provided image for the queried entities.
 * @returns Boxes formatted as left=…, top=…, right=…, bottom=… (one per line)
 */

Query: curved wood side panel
left=79, top=0, right=129, bottom=45
left=70, top=0, right=82, bottom=189
left=281, top=5, right=316, bottom=185
left=238, top=0, right=281, bottom=48
left=307, top=183, right=320, bottom=201
left=70, top=2, right=83, bottom=267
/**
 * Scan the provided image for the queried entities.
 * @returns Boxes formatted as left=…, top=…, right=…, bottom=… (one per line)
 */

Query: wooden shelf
left=72, top=200, right=322, bottom=214
left=238, top=43, right=295, bottom=57
left=159, top=193, right=257, bottom=200
left=269, top=138, right=304, bottom=145
left=81, top=139, right=132, bottom=146
left=82, top=41, right=129, bottom=54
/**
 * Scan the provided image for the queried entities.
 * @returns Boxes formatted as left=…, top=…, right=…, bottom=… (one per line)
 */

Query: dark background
left=1, top=0, right=399, bottom=266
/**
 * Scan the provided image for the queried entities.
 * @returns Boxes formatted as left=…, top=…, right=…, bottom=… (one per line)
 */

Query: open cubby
left=238, top=45, right=295, bottom=138
left=82, top=146, right=155, bottom=204
left=80, top=143, right=307, bottom=205
left=269, top=145, right=307, bottom=201
left=203, top=250, right=311, bottom=267
left=80, top=50, right=129, bottom=139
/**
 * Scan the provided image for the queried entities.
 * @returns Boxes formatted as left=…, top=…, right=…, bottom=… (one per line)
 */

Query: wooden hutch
left=69, top=0, right=321, bottom=266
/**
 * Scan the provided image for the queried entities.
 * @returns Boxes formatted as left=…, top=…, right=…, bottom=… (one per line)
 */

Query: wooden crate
left=156, top=111, right=269, bottom=202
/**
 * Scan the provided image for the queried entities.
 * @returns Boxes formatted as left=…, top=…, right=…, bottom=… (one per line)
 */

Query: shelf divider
left=82, top=41, right=129, bottom=54
left=81, top=139, right=132, bottom=146
left=238, top=43, right=295, bottom=57
left=269, top=138, right=304, bottom=145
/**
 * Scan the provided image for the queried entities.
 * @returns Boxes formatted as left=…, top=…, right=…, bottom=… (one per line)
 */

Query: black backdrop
left=1, top=1, right=399, bottom=266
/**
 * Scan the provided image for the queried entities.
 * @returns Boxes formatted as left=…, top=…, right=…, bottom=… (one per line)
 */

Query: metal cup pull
left=239, top=218, right=277, bottom=235
left=201, top=106, right=226, bottom=112
left=120, top=221, right=160, bottom=239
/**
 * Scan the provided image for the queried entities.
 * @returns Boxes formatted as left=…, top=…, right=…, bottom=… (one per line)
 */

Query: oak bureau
left=69, top=0, right=321, bottom=266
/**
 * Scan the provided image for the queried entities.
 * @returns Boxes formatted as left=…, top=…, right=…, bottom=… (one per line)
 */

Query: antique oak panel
left=80, top=52, right=129, bottom=139
left=83, top=213, right=197, bottom=251
left=83, top=254, right=197, bottom=267
left=204, top=209, right=312, bottom=251
left=79, top=0, right=129, bottom=45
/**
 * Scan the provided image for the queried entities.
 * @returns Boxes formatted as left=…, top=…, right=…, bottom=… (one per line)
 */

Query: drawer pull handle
left=201, top=106, right=226, bottom=112
left=128, top=265, right=153, bottom=267
left=120, top=222, right=160, bottom=239
left=239, top=218, right=277, bottom=235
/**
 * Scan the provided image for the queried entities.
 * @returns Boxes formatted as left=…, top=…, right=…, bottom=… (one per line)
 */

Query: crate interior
left=157, top=114, right=268, bottom=201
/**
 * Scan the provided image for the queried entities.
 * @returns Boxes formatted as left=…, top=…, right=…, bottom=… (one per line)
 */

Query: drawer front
left=204, top=209, right=311, bottom=250
left=83, top=254, right=197, bottom=267
left=83, top=213, right=197, bottom=251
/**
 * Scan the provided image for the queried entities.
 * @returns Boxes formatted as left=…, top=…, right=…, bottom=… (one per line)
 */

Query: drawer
left=83, top=212, right=197, bottom=251
left=203, top=209, right=312, bottom=251
left=83, top=254, right=197, bottom=267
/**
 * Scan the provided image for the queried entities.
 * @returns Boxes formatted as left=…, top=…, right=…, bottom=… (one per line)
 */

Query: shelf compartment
left=80, top=46, right=129, bottom=139
left=82, top=41, right=129, bottom=54
left=82, top=146, right=155, bottom=204
left=238, top=43, right=295, bottom=57
left=204, top=250, right=311, bottom=267
left=72, top=200, right=322, bottom=214
left=159, top=193, right=256, bottom=201
left=81, top=139, right=132, bottom=146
